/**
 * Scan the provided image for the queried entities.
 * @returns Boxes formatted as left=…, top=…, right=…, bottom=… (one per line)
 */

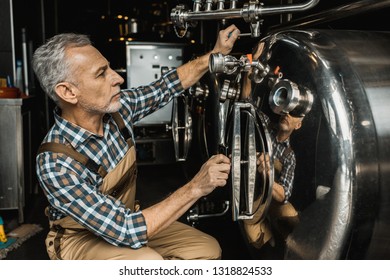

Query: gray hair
left=32, top=33, right=92, bottom=104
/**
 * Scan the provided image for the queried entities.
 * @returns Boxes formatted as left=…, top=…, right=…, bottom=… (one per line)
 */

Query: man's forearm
left=141, top=182, right=198, bottom=239
left=142, top=154, right=231, bottom=239
left=176, top=52, right=211, bottom=90
left=272, top=182, right=286, bottom=203
left=176, top=24, right=240, bottom=90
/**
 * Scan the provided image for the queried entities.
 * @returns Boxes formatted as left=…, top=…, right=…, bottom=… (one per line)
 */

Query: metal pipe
left=269, top=0, right=390, bottom=32
left=217, top=0, right=225, bottom=10
left=22, top=28, right=29, bottom=96
left=205, top=0, right=213, bottom=11
left=178, top=8, right=243, bottom=21
left=175, top=0, right=319, bottom=22
left=193, top=0, right=202, bottom=12
left=230, top=0, right=238, bottom=9
left=259, top=0, right=320, bottom=16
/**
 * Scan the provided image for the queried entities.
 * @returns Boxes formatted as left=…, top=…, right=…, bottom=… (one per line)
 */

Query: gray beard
left=79, top=99, right=123, bottom=114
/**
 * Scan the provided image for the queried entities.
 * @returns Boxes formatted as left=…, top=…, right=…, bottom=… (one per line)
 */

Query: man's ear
left=55, top=82, right=78, bottom=105
left=294, top=120, right=303, bottom=130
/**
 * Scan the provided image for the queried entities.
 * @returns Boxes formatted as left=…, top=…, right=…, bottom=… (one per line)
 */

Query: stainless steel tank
left=249, top=29, right=390, bottom=259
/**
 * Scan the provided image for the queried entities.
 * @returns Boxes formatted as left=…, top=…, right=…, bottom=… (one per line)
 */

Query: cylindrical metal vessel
left=250, top=29, right=390, bottom=259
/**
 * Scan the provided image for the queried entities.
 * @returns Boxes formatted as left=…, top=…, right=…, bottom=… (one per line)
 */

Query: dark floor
left=1, top=162, right=281, bottom=260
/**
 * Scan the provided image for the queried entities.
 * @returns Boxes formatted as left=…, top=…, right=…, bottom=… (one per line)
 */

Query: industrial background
left=0, top=0, right=389, bottom=260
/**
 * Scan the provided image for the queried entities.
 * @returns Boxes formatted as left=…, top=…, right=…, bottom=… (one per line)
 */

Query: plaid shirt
left=36, top=69, right=183, bottom=249
left=263, top=114, right=296, bottom=203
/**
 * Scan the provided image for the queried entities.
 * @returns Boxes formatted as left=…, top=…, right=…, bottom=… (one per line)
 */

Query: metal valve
left=209, top=53, right=270, bottom=83
left=209, top=53, right=254, bottom=75
left=269, top=79, right=314, bottom=117
left=209, top=53, right=244, bottom=75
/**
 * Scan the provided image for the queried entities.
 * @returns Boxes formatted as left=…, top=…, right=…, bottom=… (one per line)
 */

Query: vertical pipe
left=217, top=0, right=225, bottom=10
left=193, top=0, right=202, bottom=12
left=22, top=28, right=29, bottom=96
left=280, top=0, right=293, bottom=23
left=205, top=0, right=213, bottom=11
left=40, top=0, right=51, bottom=131
left=40, top=0, right=46, bottom=42
left=10, top=0, right=16, bottom=84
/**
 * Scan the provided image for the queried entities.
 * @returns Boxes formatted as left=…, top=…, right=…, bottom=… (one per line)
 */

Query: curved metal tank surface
left=251, top=30, right=390, bottom=259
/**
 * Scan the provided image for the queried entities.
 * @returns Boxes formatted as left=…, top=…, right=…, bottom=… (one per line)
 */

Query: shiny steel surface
left=270, top=0, right=390, bottom=32
left=249, top=29, right=390, bottom=259
left=228, top=102, right=273, bottom=221
left=209, top=53, right=241, bottom=75
left=172, top=96, right=192, bottom=161
left=269, top=79, right=314, bottom=117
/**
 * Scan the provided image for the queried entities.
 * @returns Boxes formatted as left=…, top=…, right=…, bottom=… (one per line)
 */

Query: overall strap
left=37, top=142, right=108, bottom=178
left=111, top=112, right=133, bottom=147
left=282, top=146, right=293, bottom=158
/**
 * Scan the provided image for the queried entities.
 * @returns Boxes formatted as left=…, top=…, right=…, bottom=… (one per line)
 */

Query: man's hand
left=177, top=25, right=240, bottom=89
left=212, top=24, right=241, bottom=55
left=189, top=154, right=231, bottom=197
left=257, top=152, right=286, bottom=202
left=142, top=154, right=230, bottom=238
left=257, top=152, right=271, bottom=177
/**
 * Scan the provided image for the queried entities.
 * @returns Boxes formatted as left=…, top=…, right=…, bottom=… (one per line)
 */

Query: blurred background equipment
left=126, top=42, right=190, bottom=164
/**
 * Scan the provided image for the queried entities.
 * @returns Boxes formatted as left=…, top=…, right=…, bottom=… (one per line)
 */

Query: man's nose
left=280, top=113, right=288, bottom=119
left=111, top=69, right=124, bottom=86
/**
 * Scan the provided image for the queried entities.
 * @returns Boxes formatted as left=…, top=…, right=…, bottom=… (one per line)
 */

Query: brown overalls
left=243, top=149, right=300, bottom=249
left=38, top=113, right=221, bottom=260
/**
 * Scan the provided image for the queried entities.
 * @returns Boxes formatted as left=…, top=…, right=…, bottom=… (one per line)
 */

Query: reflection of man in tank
left=260, top=113, right=303, bottom=204
left=240, top=42, right=304, bottom=249
left=243, top=112, right=303, bottom=249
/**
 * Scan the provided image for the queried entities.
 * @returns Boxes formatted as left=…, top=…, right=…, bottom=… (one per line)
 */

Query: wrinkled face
left=66, top=45, right=124, bottom=114
left=278, top=113, right=303, bottom=134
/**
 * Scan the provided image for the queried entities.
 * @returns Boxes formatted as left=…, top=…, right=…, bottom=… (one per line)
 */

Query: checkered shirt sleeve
left=119, top=69, right=183, bottom=126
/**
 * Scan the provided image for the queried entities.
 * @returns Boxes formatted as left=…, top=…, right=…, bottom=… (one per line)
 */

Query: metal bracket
left=187, top=200, right=230, bottom=226
left=230, top=102, right=258, bottom=220
left=172, top=95, right=192, bottom=161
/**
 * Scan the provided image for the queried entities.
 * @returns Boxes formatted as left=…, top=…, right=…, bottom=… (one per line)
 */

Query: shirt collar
left=280, top=137, right=290, bottom=148
left=53, top=107, right=111, bottom=147
left=271, top=129, right=290, bottom=147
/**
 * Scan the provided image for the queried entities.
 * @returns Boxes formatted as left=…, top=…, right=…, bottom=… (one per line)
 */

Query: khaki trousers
left=46, top=221, right=221, bottom=260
